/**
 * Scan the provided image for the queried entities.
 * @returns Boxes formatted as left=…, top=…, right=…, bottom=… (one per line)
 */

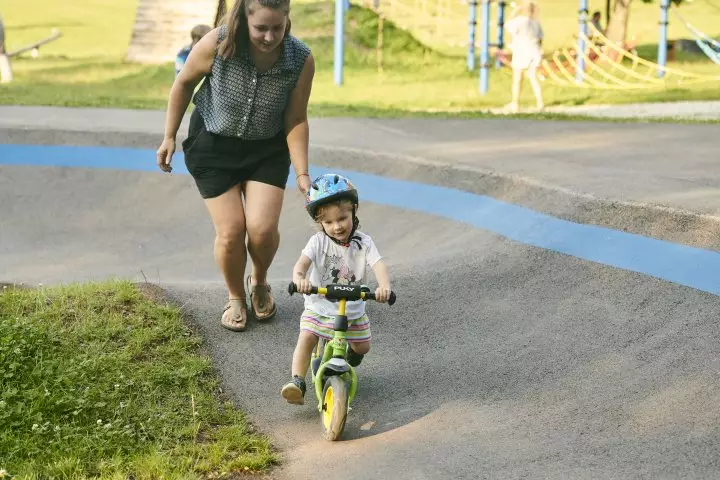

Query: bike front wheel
left=321, top=375, right=348, bottom=441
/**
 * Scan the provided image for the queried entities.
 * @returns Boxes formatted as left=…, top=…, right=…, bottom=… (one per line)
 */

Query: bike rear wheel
left=321, top=375, right=348, bottom=441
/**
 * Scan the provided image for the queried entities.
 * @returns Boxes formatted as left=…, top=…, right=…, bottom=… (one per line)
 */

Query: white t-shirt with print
left=301, top=231, right=383, bottom=319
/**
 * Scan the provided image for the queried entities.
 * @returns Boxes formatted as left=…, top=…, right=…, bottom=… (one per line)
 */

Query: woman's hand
left=296, top=173, right=311, bottom=194
left=157, top=137, right=176, bottom=173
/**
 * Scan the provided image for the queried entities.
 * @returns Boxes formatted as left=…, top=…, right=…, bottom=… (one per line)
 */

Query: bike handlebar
left=288, top=282, right=396, bottom=306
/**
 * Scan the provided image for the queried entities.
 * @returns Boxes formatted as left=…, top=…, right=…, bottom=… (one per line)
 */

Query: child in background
left=504, top=1, right=544, bottom=112
left=175, top=24, right=212, bottom=77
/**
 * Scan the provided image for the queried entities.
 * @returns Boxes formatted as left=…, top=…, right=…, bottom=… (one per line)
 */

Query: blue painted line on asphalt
left=1, top=144, right=719, bottom=296
left=0, top=144, right=190, bottom=174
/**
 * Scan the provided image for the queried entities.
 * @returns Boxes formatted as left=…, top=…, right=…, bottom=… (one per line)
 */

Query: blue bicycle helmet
left=305, top=173, right=362, bottom=247
left=305, top=173, right=359, bottom=218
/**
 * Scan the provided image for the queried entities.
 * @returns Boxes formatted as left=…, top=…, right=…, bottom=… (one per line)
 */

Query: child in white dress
left=504, top=1, right=545, bottom=112
left=281, top=173, right=392, bottom=405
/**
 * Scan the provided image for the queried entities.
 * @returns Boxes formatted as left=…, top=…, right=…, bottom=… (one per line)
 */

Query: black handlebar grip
left=288, top=282, right=319, bottom=296
left=364, top=291, right=396, bottom=306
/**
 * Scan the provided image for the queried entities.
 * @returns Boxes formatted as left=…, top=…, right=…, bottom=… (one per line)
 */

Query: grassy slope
left=0, top=281, right=277, bottom=479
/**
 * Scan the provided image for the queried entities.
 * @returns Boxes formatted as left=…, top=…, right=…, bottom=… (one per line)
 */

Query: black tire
left=321, top=375, right=348, bottom=441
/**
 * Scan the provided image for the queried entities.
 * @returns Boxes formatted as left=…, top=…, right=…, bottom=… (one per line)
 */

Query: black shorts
left=182, top=109, right=291, bottom=199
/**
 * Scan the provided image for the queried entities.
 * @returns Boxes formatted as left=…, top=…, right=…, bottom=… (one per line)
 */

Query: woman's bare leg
left=203, top=184, right=248, bottom=299
left=243, top=180, right=285, bottom=318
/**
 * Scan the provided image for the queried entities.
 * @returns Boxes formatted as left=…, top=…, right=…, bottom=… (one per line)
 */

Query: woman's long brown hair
left=218, top=0, right=292, bottom=59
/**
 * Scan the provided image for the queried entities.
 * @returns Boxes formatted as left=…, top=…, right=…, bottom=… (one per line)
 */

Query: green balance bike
left=288, top=282, right=397, bottom=441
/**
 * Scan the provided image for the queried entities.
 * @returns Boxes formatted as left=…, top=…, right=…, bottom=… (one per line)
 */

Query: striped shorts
left=300, top=310, right=372, bottom=343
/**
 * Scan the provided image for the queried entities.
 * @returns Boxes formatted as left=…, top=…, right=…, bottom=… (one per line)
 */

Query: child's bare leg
left=282, top=331, right=318, bottom=405
left=528, top=66, right=544, bottom=109
left=292, top=331, right=319, bottom=378
left=348, top=340, right=370, bottom=366
left=510, top=68, right=524, bottom=111
left=350, top=341, right=371, bottom=355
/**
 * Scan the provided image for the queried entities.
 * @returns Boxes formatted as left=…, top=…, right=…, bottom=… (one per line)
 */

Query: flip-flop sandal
left=246, top=275, right=277, bottom=322
left=221, top=298, right=248, bottom=332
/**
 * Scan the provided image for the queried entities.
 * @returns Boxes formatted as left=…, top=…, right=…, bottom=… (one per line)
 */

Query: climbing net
left=525, top=24, right=720, bottom=90
left=351, top=0, right=720, bottom=89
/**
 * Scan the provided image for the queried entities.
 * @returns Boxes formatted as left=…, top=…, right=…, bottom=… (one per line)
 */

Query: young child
left=174, top=24, right=212, bottom=77
left=281, top=173, right=392, bottom=405
left=504, top=1, right=544, bottom=113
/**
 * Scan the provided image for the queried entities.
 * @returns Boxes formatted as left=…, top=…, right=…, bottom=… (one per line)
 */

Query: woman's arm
left=165, top=29, right=217, bottom=138
left=157, top=29, right=217, bottom=172
left=284, top=53, right=316, bottom=193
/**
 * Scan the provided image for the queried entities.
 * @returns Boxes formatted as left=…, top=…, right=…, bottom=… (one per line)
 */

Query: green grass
left=1, top=0, right=719, bottom=114
left=0, top=280, right=277, bottom=479
left=2, top=0, right=138, bottom=58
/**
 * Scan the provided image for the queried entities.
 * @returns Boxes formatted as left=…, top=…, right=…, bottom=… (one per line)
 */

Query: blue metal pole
left=479, top=0, right=490, bottom=94
left=467, top=0, right=477, bottom=71
left=334, top=0, right=345, bottom=85
left=658, top=0, right=669, bottom=78
left=495, top=1, right=506, bottom=69
left=468, top=0, right=477, bottom=72
left=576, top=0, right=588, bottom=84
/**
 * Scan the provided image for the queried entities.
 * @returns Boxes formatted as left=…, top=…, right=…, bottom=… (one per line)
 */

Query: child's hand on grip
left=297, top=279, right=313, bottom=294
left=375, top=287, right=391, bottom=303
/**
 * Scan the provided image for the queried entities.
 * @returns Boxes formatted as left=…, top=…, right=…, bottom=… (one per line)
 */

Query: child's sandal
left=221, top=298, right=248, bottom=332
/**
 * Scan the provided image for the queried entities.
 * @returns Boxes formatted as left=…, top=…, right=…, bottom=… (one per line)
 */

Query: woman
left=156, top=0, right=314, bottom=332
left=504, top=1, right=544, bottom=113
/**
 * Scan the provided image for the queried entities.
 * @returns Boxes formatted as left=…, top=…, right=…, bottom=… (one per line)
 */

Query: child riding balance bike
left=282, top=173, right=395, bottom=440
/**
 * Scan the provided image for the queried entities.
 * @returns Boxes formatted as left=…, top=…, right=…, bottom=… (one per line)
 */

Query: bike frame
left=288, top=282, right=395, bottom=414
left=310, top=294, right=359, bottom=411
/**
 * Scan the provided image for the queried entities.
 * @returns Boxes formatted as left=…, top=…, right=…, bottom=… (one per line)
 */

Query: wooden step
left=126, top=0, right=220, bottom=63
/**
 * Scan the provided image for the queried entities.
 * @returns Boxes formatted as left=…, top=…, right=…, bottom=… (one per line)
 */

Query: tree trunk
left=605, top=0, right=611, bottom=28
left=0, top=15, right=12, bottom=84
left=0, top=15, right=6, bottom=54
left=604, top=0, right=632, bottom=60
